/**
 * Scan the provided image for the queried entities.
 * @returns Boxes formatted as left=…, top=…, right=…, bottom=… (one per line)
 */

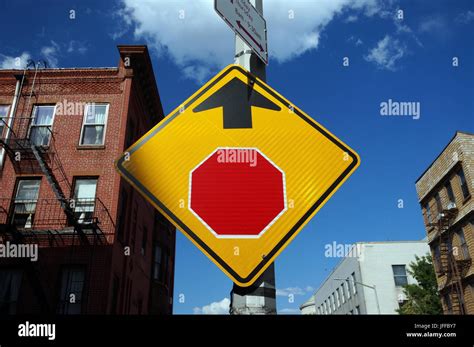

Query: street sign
left=115, top=65, right=360, bottom=287
left=215, top=0, right=268, bottom=64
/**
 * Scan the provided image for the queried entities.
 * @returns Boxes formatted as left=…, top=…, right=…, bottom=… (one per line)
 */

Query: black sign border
left=116, top=65, right=359, bottom=285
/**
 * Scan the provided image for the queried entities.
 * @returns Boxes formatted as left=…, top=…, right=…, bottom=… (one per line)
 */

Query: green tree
left=397, top=254, right=443, bottom=315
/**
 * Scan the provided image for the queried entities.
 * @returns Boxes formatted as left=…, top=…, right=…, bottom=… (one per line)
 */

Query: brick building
left=416, top=131, right=474, bottom=314
left=0, top=45, right=175, bottom=314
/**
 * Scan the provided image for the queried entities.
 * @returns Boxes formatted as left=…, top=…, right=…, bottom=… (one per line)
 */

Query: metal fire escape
left=0, top=61, right=115, bottom=313
left=0, top=61, right=99, bottom=243
left=428, top=197, right=470, bottom=314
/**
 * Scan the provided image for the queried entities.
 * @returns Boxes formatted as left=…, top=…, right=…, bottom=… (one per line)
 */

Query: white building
left=300, top=295, right=316, bottom=315
left=300, top=241, right=430, bottom=314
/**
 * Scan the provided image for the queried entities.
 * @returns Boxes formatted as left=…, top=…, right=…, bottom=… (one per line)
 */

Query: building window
left=457, top=168, right=470, bottom=200
left=30, top=105, right=55, bottom=146
left=153, top=245, right=162, bottom=281
left=355, top=305, right=360, bottom=314
left=340, top=284, right=346, bottom=303
left=327, top=298, right=331, bottom=313
left=0, top=269, right=22, bottom=314
left=392, top=265, right=408, bottom=287
left=331, top=293, right=336, bottom=310
left=72, top=178, right=97, bottom=223
left=336, top=287, right=341, bottom=307
left=57, top=267, right=85, bottom=314
left=445, top=181, right=455, bottom=204
left=457, top=229, right=469, bottom=259
left=0, top=105, right=10, bottom=138
left=424, top=202, right=432, bottom=225
left=345, top=280, right=351, bottom=299
left=434, top=192, right=443, bottom=214
left=12, top=179, right=41, bottom=228
left=434, top=244, right=442, bottom=272
left=443, top=293, right=452, bottom=314
left=153, top=245, right=169, bottom=284
left=351, top=273, right=357, bottom=294
left=80, top=104, right=108, bottom=146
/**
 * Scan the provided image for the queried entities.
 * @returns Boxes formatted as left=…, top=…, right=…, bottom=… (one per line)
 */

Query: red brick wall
left=0, top=47, right=175, bottom=314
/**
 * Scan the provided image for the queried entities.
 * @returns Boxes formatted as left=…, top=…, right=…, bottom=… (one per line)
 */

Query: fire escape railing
left=0, top=197, right=115, bottom=246
left=424, top=194, right=470, bottom=314
left=0, top=63, right=117, bottom=313
left=0, top=115, right=91, bottom=239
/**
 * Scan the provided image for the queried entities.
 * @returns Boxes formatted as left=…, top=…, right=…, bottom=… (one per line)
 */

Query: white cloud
left=118, top=0, right=388, bottom=82
left=456, top=10, right=474, bottom=24
left=364, top=35, right=406, bottom=71
left=276, top=286, right=314, bottom=297
left=1, top=40, right=87, bottom=70
left=394, top=19, right=423, bottom=47
left=41, top=40, right=60, bottom=67
left=0, top=52, right=32, bottom=69
left=193, top=298, right=230, bottom=314
left=345, top=14, right=358, bottom=22
left=67, top=40, right=88, bottom=55
left=395, top=21, right=412, bottom=34
left=183, top=65, right=212, bottom=84
left=418, top=16, right=446, bottom=34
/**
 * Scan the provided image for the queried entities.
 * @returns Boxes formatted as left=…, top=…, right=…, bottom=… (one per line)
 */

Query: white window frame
left=0, top=105, right=10, bottom=168
left=392, top=265, right=408, bottom=287
left=79, top=103, right=109, bottom=146
left=29, top=104, right=57, bottom=147
left=13, top=178, right=41, bottom=228
left=73, top=177, right=98, bottom=224
left=351, top=273, right=357, bottom=294
left=0, top=104, right=10, bottom=138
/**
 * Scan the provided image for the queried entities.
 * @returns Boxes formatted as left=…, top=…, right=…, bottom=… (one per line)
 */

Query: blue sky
left=1, top=0, right=473, bottom=314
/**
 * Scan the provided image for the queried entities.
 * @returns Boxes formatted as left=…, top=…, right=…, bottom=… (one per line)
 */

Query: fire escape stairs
left=30, top=145, right=90, bottom=245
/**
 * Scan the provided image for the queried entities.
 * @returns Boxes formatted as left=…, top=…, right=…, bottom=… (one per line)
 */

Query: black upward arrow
left=193, top=77, right=281, bottom=129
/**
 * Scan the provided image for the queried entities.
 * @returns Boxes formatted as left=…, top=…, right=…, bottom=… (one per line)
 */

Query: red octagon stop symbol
left=189, top=148, right=287, bottom=238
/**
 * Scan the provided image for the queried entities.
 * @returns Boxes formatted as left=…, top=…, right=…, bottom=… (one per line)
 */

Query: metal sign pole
left=229, top=0, right=277, bottom=315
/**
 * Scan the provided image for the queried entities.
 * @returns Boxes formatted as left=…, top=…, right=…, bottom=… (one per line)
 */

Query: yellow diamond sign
left=115, top=65, right=360, bottom=287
